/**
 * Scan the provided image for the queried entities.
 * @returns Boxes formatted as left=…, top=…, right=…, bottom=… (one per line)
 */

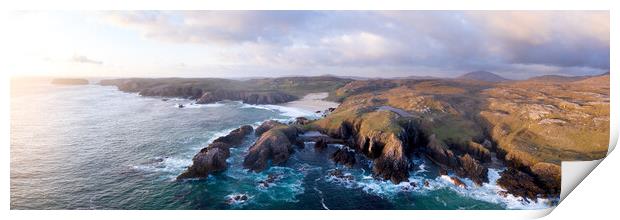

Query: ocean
left=10, top=79, right=552, bottom=210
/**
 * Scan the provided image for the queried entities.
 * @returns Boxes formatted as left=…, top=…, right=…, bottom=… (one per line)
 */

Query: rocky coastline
left=176, top=117, right=556, bottom=204
left=104, top=74, right=609, bottom=205
left=99, top=76, right=351, bottom=105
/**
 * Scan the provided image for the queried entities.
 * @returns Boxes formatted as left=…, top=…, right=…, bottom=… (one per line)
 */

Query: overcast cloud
left=102, top=11, right=609, bottom=79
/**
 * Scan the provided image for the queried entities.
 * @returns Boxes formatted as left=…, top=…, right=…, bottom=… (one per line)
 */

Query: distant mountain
left=392, top=75, right=439, bottom=80
left=572, top=72, right=610, bottom=85
left=525, top=75, right=588, bottom=82
left=456, top=71, right=508, bottom=82
left=525, top=71, right=610, bottom=83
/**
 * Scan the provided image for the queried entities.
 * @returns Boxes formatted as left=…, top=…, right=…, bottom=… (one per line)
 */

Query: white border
left=1, top=0, right=615, bottom=219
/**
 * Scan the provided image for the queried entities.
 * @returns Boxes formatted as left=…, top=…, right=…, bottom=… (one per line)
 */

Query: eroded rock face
left=424, top=134, right=459, bottom=168
left=255, top=120, right=285, bottom=137
left=461, top=141, right=492, bottom=163
left=213, top=125, right=254, bottom=145
left=177, top=125, right=254, bottom=179
left=370, top=134, right=411, bottom=184
left=456, top=154, right=489, bottom=186
left=331, top=148, right=356, bottom=167
left=531, top=162, right=561, bottom=196
left=315, top=112, right=413, bottom=184
left=497, top=168, right=545, bottom=201
left=243, top=125, right=301, bottom=172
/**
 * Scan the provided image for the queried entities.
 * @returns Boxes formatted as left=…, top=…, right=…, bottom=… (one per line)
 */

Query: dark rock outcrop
left=372, top=150, right=410, bottom=184
left=450, top=176, right=468, bottom=189
left=255, top=120, right=285, bottom=137
left=243, top=124, right=301, bottom=172
left=497, top=168, right=545, bottom=201
left=177, top=125, right=254, bottom=179
left=424, top=134, right=459, bottom=168
left=531, top=162, right=561, bottom=196
left=455, top=141, right=492, bottom=163
left=317, top=114, right=411, bottom=184
left=353, top=130, right=410, bottom=184
left=328, top=169, right=354, bottom=181
left=180, top=147, right=229, bottom=179
left=331, top=148, right=356, bottom=167
left=314, top=138, right=328, bottom=150
left=456, top=154, right=489, bottom=186
left=294, top=117, right=311, bottom=125
left=213, top=125, right=254, bottom=146
left=258, top=173, right=282, bottom=188
left=225, top=194, right=249, bottom=205
left=439, top=168, right=448, bottom=176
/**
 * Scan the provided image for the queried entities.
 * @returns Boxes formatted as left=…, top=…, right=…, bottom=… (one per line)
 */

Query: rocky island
left=102, top=71, right=610, bottom=203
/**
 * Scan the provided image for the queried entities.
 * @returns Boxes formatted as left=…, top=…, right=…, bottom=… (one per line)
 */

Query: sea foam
left=241, top=103, right=320, bottom=119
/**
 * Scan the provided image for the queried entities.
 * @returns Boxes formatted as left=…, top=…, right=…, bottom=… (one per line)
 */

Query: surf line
left=314, top=177, right=330, bottom=210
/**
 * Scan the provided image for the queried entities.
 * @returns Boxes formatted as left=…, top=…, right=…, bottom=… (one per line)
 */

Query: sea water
left=10, top=79, right=551, bottom=210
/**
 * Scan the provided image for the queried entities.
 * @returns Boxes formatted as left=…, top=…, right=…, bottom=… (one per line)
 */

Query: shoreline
left=100, top=81, right=565, bottom=207
left=276, top=92, right=339, bottom=113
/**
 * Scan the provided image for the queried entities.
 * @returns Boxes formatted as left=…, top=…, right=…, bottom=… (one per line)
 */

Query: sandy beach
left=278, top=92, right=339, bottom=113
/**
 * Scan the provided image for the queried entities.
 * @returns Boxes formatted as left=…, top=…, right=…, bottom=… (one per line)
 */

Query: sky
left=5, top=11, right=610, bottom=79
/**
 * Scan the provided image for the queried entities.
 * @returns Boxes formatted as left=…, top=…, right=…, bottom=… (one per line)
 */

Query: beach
left=278, top=92, right=339, bottom=113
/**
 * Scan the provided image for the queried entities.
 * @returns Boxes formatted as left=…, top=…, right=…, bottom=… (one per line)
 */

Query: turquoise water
left=10, top=80, right=551, bottom=210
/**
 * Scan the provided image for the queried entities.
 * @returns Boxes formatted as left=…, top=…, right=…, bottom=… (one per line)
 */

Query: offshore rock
left=177, top=125, right=253, bottom=179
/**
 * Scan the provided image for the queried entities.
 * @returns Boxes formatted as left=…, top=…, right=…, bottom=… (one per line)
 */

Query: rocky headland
left=100, top=76, right=351, bottom=105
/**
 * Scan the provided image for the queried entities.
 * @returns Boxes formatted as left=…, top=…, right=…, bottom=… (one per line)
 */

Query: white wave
left=314, top=185, right=330, bottom=210
left=184, top=102, right=225, bottom=108
left=165, top=97, right=186, bottom=101
left=172, top=102, right=226, bottom=109
left=224, top=165, right=307, bottom=203
left=241, top=103, right=320, bottom=119
left=411, top=158, right=429, bottom=174
left=130, top=157, right=191, bottom=175
left=417, top=163, right=428, bottom=174
left=318, top=165, right=553, bottom=210
left=225, top=193, right=253, bottom=207
left=433, top=168, right=553, bottom=210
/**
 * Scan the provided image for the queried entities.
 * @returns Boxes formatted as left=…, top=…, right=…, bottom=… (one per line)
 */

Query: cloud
left=104, top=11, right=316, bottom=44
left=101, top=11, right=609, bottom=77
left=72, top=55, right=103, bottom=65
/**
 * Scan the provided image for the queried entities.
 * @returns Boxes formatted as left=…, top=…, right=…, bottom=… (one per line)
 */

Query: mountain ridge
left=456, top=71, right=509, bottom=82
